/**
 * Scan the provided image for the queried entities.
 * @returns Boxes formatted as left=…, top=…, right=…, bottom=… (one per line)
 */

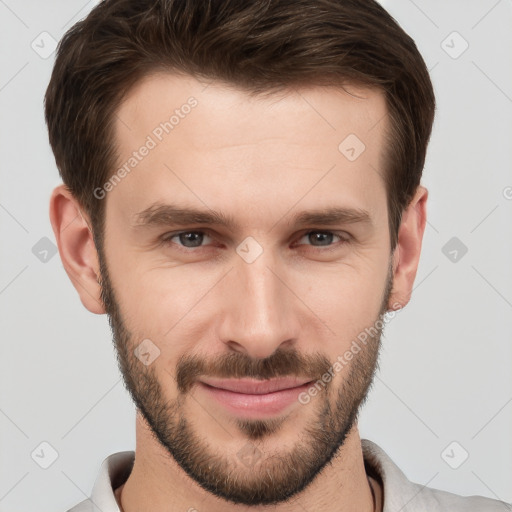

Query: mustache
left=175, top=347, right=333, bottom=394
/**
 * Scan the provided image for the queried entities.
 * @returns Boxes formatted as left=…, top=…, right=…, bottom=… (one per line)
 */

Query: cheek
left=300, top=261, right=386, bottom=329
left=109, top=259, right=221, bottom=350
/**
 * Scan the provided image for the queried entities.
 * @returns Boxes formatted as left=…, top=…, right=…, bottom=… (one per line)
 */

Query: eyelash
left=159, top=229, right=351, bottom=252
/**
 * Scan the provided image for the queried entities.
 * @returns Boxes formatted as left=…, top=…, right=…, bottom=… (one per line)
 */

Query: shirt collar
left=89, top=450, right=134, bottom=512
left=361, top=438, right=424, bottom=511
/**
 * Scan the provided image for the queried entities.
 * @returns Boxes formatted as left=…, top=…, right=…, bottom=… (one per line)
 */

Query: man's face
left=99, top=73, right=393, bottom=505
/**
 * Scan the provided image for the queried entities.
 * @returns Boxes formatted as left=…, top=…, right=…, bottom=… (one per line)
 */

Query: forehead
left=116, top=72, right=388, bottom=148
left=110, top=72, right=389, bottom=229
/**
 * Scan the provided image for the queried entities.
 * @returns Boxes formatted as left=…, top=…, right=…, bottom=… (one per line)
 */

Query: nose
left=217, top=248, right=300, bottom=360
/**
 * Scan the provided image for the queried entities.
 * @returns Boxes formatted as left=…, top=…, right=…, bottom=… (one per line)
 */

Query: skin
left=50, top=73, right=427, bottom=512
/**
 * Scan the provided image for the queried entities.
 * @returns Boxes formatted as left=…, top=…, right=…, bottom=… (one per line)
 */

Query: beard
left=98, top=246, right=393, bottom=506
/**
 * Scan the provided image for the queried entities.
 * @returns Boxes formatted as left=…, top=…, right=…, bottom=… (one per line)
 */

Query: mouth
left=197, top=377, right=314, bottom=418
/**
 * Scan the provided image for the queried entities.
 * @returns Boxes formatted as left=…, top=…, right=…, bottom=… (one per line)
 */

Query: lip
left=197, top=377, right=314, bottom=418
left=199, top=377, right=313, bottom=394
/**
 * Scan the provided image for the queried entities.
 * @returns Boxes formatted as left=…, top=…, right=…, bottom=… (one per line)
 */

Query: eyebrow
left=133, top=203, right=373, bottom=231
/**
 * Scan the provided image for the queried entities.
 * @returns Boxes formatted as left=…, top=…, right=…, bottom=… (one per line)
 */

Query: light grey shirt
left=66, top=439, right=511, bottom=511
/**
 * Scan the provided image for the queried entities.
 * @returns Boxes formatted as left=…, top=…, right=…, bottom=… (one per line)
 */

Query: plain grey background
left=0, top=0, right=511, bottom=511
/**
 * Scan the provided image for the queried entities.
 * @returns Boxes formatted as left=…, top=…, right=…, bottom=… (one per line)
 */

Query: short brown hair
left=45, top=0, right=435, bottom=252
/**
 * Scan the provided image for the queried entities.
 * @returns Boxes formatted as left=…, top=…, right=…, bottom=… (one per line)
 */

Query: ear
left=387, top=185, right=428, bottom=311
left=49, top=184, right=105, bottom=314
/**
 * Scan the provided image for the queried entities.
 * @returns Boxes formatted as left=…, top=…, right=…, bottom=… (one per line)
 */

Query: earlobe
left=49, top=184, right=106, bottom=315
left=387, top=185, right=428, bottom=311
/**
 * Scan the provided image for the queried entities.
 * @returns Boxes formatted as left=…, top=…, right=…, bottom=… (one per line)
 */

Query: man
left=45, top=0, right=510, bottom=511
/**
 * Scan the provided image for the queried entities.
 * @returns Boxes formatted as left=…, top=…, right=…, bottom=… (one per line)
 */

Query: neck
left=116, top=413, right=379, bottom=512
